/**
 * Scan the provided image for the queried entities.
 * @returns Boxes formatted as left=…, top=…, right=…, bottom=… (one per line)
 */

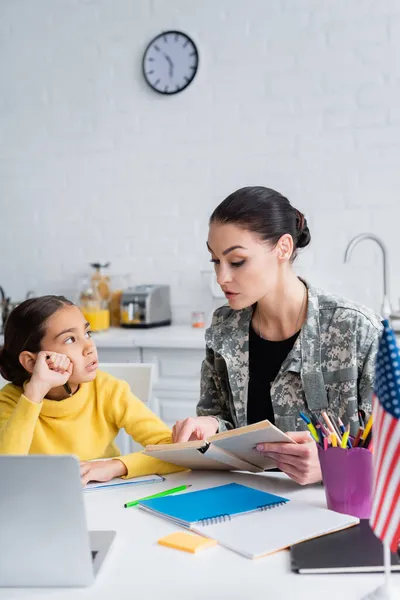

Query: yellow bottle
left=81, top=307, right=110, bottom=332
left=80, top=263, right=111, bottom=332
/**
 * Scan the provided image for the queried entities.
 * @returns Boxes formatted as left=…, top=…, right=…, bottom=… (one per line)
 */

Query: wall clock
left=142, top=31, right=199, bottom=95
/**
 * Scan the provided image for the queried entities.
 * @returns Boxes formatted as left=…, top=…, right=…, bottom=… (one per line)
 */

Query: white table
left=1, top=470, right=397, bottom=600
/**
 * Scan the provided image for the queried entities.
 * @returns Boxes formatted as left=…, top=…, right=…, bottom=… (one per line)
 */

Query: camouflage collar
left=208, top=279, right=321, bottom=372
left=206, top=280, right=329, bottom=412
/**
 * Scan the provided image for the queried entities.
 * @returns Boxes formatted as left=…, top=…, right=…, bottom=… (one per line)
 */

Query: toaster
left=120, top=285, right=172, bottom=328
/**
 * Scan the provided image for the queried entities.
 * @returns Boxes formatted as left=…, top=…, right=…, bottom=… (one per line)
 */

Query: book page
left=204, top=445, right=262, bottom=473
left=144, top=442, right=263, bottom=472
left=210, top=421, right=294, bottom=470
left=145, top=440, right=207, bottom=452
left=142, top=446, right=235, bottom=470
left=208, top=420, right=293, bottom=443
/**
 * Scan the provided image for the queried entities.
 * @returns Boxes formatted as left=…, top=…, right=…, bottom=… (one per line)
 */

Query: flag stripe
left=371, top=413, right=400, bottom=536
left=369, top=319, right=400, bottom=553
left=371, top=414, right=398, bottom=530
left=381, top=481, right=400, bottom=552
left=376, top=463, right=400, bottom=541
left=372, top=398, right=387, bottom=481
left=370, top=410, right=392, bottom=525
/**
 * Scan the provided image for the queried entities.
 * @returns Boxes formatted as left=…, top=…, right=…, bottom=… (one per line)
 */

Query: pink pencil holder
left=317, top=445, right=373, bottom=519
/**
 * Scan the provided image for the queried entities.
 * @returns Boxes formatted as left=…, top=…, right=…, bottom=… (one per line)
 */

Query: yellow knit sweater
left=0, top=370, right=182, bottom=478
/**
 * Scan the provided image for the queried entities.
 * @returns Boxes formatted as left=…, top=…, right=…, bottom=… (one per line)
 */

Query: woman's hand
left=255, top=431, right=322, bottom=485
left=24, top=351, right=73, bottom=403
left=172, top=416, right=219, bottom=443
left=80, top=459, right=128, bottom=486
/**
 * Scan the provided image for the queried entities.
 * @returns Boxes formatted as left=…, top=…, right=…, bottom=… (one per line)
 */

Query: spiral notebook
left=139, top=483, right=289, bottom=527
left=193, top=501, right=359, bottom=559
left=139, top=483, right=359, bottom=559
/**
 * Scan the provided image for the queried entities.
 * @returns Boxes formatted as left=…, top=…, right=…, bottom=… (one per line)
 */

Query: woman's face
left=207, top=222, right=289, bottom=310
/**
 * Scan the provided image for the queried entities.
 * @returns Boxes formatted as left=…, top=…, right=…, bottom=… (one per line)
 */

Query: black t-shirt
left=247, top=324, right=300, bottom=425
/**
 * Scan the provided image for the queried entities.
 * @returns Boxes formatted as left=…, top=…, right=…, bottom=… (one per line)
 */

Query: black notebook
left=291, top=520, right=400, bottom=574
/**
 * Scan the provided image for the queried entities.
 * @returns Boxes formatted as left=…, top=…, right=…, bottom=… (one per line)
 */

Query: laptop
left=0, top=455, right=116, bottom=587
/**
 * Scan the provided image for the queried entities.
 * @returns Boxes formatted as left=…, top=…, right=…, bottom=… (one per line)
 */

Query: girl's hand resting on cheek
left=255, top=431, right=322, bottom=485
left=24, top=351, right=73, bottom=403
left=80, top=459, right=128, bottom=486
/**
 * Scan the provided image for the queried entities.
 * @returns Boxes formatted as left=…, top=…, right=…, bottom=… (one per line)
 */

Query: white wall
left=1, top=0, right=400, bottom=322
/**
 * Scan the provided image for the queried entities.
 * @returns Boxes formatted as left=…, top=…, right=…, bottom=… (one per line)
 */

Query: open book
left=143, top=420, right=295, bottom=472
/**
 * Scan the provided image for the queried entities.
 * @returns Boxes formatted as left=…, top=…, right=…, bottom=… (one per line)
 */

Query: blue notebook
left=139, top=482, right=289, bottom=527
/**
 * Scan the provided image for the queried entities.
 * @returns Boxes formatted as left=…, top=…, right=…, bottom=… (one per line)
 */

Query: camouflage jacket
left=197, top=282, right=382, bottom=436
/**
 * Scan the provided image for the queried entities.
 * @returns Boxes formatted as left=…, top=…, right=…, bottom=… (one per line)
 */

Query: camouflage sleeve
left=358, top=326, right=382, bottom=416
left=196, top=345, right=234, bottom=432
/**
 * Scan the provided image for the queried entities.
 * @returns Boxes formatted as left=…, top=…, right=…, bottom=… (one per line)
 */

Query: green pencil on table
left=124, top=484, right=192, bottom=508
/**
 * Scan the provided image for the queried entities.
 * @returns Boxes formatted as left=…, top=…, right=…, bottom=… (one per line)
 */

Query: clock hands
left=163, top=53, right=174, bottom=78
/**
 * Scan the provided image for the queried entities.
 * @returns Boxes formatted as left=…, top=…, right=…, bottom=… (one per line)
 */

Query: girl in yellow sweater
left=0, top=295, right=181, bottom=484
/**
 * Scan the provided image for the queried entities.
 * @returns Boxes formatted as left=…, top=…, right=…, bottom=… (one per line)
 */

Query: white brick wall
left=1, top=0, right=400, bottom=323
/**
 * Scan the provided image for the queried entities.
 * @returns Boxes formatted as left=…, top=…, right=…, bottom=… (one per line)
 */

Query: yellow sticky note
left=157, top=531, right=217, bottom=554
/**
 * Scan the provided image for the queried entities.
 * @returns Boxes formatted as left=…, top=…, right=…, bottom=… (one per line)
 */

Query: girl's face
left=40, top=305, right=98, bottom=384
left=207, top=222, right=291, bottom=310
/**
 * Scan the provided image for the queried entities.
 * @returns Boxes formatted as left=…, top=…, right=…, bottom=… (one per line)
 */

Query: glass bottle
left=80, top=263, right=111, bottom=332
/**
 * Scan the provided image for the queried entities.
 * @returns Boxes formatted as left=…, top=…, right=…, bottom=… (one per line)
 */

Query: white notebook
left=191, top=501, right=359, bottom=559
left=84, top=474, right=164, bottom=491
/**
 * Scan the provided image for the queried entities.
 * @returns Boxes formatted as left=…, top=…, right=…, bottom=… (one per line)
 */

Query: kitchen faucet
left=344, top=233, right=392, bottom=318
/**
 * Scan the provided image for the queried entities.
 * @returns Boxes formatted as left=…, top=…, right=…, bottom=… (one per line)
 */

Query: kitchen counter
left=86, top=325, right=206, bottom=350
left=0, top=325, right=207, bottom=350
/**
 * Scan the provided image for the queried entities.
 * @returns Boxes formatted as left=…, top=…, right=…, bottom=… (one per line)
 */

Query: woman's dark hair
left=0, top=295, right=73, bottom=387
left=210, top=186, right=311, bottom=259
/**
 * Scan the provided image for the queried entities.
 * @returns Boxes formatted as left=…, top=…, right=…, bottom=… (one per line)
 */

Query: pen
left=299, top=412, right=311, bottom=424
left=124, top=484, right=192, bottom=508
left=315, top=423, right=324, bottom=446
left=45, top=354, right=72, bottom=396
left=360, top=414, right=373, bottom=447
left=321, top=411, right=341, bottom=444
left=341, top=427, right=350, bottom=449
left=329, top=433, right=337, bottom=447
left=353, top=426, right=364, bottom=447
left=338, top=417, right=345, bottom=435
left=363, top=430, right=372, bottom=449
left=317, top=417, right=329, bottom=437
left=330, top=415, right=343, bottom=442
left=307, top=423, right=319, bottom=443
left=63, top=382, right=72, bottom=396
left=299, top=413, right=320, bottom=444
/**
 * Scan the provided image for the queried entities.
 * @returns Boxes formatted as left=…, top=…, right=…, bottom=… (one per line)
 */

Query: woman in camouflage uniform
left=173, top=186, right=382, bottom=485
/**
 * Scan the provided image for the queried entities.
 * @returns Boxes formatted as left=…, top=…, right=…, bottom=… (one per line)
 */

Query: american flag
left=370, top=319, right=400, bottom=553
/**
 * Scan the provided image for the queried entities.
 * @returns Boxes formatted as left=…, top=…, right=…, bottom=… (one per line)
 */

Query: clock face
left=142, top=31, right=199, bottom=95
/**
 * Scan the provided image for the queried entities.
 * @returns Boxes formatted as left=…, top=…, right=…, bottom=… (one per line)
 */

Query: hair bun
left=297, top=221, right=311, bottom=248
left=295, top=211, right=311, bottom=249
